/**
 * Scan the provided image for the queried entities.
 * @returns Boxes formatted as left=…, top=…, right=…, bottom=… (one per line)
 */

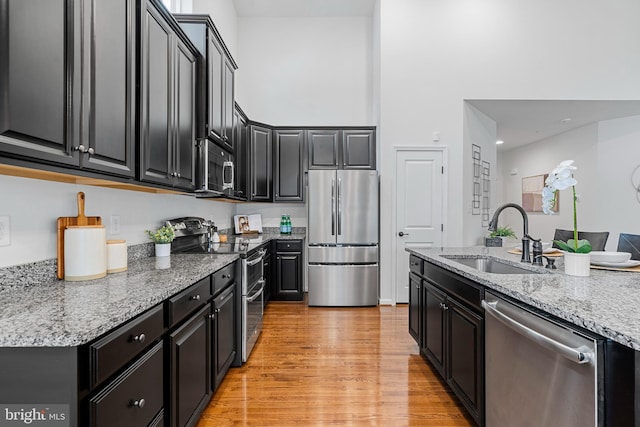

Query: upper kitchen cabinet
left=308, top=128, right=376, bottom=170
left=249, top=123, right=272, bottom=202
left=174, top=15, right=237, bottom=152
left=233, top=104, right=249, bottom=200
left=0, top=0, right=136, bottom=177
left=139, top=0, right=200, bottom=191
left=273, top=129, right=305, bottom=202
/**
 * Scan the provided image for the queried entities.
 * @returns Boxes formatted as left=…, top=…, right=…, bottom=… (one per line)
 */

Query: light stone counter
left=407, top=246, right=640, bottom=350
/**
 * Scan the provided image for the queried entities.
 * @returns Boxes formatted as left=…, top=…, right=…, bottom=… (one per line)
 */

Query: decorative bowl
left=590, top=251, right=631, bottom=263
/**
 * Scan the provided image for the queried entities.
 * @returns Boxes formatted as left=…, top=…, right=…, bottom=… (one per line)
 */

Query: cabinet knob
left=132, top=333, right=146, bottom=343
left=209, top=313, right=215, bottom=320
left=177, top=173, right=181, bottom=178
left=190, top=294, right=201, bottom=301
left=87, top=147, right=95, bottom=155
left=130, top=399, right=145, bottom=408
left=222, top=274, right=229, bottom=279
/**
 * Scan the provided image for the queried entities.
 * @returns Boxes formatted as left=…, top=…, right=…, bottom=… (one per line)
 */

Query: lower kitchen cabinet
left=212, top=284, right=236, bottom=390
left=413, top=259, right=484, bottom=426
left=273, top=240, right=304, bottom=301
left=169, top=303, right=211, bottom=427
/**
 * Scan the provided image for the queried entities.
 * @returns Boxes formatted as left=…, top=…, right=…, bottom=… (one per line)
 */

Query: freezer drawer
left=308, top=264, right=378, bottom=306
left=308, top=245, right=378, bottom=264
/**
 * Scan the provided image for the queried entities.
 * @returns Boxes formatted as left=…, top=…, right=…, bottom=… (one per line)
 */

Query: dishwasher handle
left=482, top=300, right=592, bottom=365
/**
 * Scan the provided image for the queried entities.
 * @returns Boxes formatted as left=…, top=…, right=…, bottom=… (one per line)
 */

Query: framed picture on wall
left=522, top=174, right=558, bottom=212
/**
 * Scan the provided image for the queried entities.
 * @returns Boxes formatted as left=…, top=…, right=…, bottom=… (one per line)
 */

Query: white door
left=395, top=148, right=445, bottom=303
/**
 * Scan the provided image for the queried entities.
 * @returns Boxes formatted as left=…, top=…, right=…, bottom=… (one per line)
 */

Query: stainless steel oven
left=242, top=248, right=266, bottom=362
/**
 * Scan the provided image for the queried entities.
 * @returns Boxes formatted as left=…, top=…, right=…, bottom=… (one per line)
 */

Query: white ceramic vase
left=563, top=252, right=591, bottom=277
left=155, top=243, right=171, bottom=257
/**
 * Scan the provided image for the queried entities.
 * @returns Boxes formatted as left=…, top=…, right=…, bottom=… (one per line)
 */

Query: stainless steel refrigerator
left=307, top=170, right=379, bottom=306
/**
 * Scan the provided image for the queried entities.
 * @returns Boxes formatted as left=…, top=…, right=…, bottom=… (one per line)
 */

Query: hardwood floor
left=197, top=302, right=473, bottom=426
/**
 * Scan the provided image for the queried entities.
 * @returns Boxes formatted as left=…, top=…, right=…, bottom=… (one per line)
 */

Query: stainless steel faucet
left=488, top=203, right=532, bottom=263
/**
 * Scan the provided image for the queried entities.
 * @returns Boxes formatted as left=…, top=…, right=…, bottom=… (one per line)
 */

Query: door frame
left=391, top=145, right=448, bottom=305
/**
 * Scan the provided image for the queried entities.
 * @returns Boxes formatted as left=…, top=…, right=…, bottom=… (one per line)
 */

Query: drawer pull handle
left=222, top=274, right=230, bottom=279
left=132, top=333, right=146, bottom=343
left=130, top=399, right=145, bottom=408
left=190, top=294, right=201, bottom=301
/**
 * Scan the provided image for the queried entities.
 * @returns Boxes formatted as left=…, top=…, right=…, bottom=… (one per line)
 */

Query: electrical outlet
left=110, top=215, right=121, bottom=235
left=0, top=216, right=10, bottom=246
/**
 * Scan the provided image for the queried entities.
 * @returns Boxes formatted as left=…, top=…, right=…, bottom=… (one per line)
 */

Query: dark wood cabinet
left=408, top=272, right=422, bottom=345
left=249, top=124, right=273, bottom=201
left=168, top=303, right=211, bottom=427
left=273, top=240, right=303, bottom=301
left=342, top=129, right=376, bottom=169
left=89, top=342, right=164, bottom=427
left=418, top=261, right=484, bottom=426
left=174, top=15, right=237, bottom=152
left=0, top=0, right=135, bottom=177
left=139, top=0, right=199, bottom=191
left=307, top=128, right=376, bottom=170
left=273, top=129, right=305, bottom=202
left=212, top=285, right=236, bottom=390
left=232, top=104, right=249, bottom=200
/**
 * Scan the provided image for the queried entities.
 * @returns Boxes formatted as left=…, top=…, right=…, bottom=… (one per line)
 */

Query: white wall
left=497, top=115, right=640, bottom=251
left=377, top=0, right=640, bottom=303
left=0, top=175, right=235, bottom=268
left=234, top=202, right=307, bottom=229
left=236, top=16, right=373, bottom=124
left=191, top=0, right=238, bottom=58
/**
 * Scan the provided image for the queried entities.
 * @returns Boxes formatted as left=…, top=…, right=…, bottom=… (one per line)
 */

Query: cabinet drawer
left=212, top=262, right=235, bottom=296
left=90, top=304, right=164, bottom=389
left=89, top=341, right=164, bottom=427
left=167, top=276, right=211, bottom=328
left=276, top=240, right=302, bottom=252
left=423, top=262, right=483, bottom=312
left=409, top=255, right=423, bottom=276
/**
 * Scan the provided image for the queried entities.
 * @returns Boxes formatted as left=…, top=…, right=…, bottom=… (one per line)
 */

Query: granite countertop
left=407, top=246, right=640, bottom=351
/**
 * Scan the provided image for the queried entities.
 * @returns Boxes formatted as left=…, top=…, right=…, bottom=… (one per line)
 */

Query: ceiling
left=467, top=100, right=640, bottom=152
left=233, top=0, right=376, bottom=17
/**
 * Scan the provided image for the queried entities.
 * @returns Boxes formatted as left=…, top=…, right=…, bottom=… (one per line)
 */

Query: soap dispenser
left=211, top=226, right=220, bottom=243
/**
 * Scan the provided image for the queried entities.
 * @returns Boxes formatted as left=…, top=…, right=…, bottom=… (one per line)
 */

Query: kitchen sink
left=444, top=256, right=543, bottom=274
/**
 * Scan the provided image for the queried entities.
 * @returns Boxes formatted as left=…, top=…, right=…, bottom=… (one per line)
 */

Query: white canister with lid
left=107, top=239, right=127, bottom=273
left=64, top=225, right=107, bottom=281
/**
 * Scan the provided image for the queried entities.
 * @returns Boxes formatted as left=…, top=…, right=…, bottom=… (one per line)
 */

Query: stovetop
left=172, top=235, right=268, bottom=256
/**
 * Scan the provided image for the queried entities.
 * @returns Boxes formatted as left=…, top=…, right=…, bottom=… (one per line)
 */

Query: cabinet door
left=0, top=0, right=80, bottom=166
left=233, top=107, right=248, bottom=199
left=212, top=285, right=236, bottom=390
left=423, top=282, right=446, bottom=376
left=274, top=129, right=304, bottom=202
left=447, top=297, right=483, bottom=423
left=169, top=304, right=211, bottom=427
left=408, top=272, right=421, bottom=344
left=342, top=129, right=376, bottom=169
left=249, top=125, right=272, bottom=201
left=275, top=251, right=303, bottom=301
left=207, top=34, right=223, bottom=142
left=174, top=37, right=197, bottom=191
left=140, top=1, right=173, bottom=186
left=308, top=130, right=339, bottom=169
left=222, top=58, right=235, bottom=149
left=82, top=0, right=135, bottom=177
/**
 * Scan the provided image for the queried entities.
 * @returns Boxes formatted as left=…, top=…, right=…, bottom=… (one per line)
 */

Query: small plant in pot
left=146, top=225, right=175, bottom=257
left=485, top=225, right=516, bottom=247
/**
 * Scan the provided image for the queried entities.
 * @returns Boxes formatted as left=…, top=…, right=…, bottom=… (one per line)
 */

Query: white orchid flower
left=541, top=186, right=556, bottom=214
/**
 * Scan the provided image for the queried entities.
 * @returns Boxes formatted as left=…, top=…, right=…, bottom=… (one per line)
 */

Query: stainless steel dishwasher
left=482, top=291, right=603, bottom=426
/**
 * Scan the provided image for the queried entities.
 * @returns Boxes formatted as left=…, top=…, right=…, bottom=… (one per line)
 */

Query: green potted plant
left=542, top=160, right=591, bottom=276
left=146, top=225, right=175, bottom=257
left=485, top=225, right=516, bottom=247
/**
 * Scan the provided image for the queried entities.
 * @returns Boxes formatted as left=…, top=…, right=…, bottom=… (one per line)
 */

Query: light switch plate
left=0, top=216, right=10, bottom=246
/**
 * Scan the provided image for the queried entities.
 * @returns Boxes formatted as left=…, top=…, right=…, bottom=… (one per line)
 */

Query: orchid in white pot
left=542, top=160, right=591, bottom=253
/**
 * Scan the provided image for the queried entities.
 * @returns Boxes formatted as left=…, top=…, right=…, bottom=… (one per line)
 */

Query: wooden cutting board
left=590, top=264, right=640, bottom=273
left=507, top=249, right=564, bottom=257
left=57, top=192, right=103, bottom=279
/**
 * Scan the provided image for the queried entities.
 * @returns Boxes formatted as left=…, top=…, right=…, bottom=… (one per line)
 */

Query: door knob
left=398, top=232, right=410, bottom=237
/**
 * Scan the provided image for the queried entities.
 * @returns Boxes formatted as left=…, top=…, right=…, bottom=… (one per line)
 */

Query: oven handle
left=246, top=279, right=265, bottom=303
left=245, top=250, right=266, bottom=266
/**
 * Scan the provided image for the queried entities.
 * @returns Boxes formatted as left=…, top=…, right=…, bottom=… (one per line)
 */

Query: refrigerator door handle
left=331, top=178, right=336, bottom=236
left=337, top=178, right=342, bottom=235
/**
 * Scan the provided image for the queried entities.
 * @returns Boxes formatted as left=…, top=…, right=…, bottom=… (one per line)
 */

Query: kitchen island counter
left=408, top=246, right=640, bottom=350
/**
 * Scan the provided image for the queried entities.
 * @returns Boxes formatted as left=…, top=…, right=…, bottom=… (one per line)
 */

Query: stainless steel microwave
left=195, top=139, right=234, bottom=197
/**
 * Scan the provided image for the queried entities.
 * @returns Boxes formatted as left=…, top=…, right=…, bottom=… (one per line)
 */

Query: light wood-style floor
left=197, top=302, right=473, bottom=426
